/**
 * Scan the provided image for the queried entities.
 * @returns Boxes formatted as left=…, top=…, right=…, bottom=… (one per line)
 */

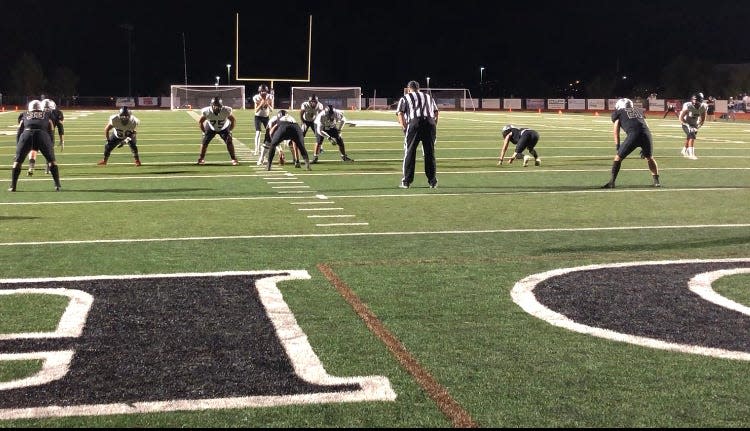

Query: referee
left=397, top=80, right=439, bottom=189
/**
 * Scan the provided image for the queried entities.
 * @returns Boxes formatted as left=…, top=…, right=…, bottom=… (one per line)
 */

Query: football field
left=1, top=108, right=749, bottom=427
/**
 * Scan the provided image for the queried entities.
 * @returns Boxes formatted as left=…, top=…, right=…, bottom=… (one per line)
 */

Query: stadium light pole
left=215, top=76, right=220, bottom=89
left=426, top=76, right=430, bottom=89
left=479, top=66, right=485, bottom=109
left=226, top=64, right=231, bottom=84
left=119, top=23, right=134, bottom=97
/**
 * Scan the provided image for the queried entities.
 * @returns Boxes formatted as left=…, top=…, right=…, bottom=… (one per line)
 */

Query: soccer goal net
left=290, top=87, right=362, bottom=111
left=402, top=87, right=476, bottom=111
left=170, top=85, right=246, bottom=110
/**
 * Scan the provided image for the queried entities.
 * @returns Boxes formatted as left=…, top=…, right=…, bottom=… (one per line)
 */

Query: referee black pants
left=401, top=119, right=437, bottom=185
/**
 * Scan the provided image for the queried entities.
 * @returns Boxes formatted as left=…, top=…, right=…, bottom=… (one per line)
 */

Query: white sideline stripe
left=316, top=223, right=370, bottom=227
left=0, top=223, right=748, bottom=247
left=290, top=201, right=336, bottom=205
left=1, top=187, right=746, bottom=207
left=271, top=186, right=311, bottom=189
left=307, top=215, right=356, bottom=218
left=297, top=208, right=344, bottom=211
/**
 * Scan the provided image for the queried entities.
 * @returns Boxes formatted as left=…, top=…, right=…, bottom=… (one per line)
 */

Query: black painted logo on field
left=0, top=271, right=395, bottom=420
left=512, top=259, right=750, bottom=360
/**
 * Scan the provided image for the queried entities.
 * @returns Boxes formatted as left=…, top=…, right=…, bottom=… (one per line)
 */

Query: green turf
left=0, top=109, right=748, bottom=427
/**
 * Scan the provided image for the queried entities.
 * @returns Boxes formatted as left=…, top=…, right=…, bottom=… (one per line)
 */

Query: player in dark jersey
left=497, top=125, right=541, bottom=167
left=263, top=110, right=311, bottom=171
left=9, top=100, right=61, bottom=192
left=602, top=98, right=660, bottom=189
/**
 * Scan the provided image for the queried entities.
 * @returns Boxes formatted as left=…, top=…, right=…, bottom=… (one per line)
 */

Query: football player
left=313, top=105, right=353, bottom=163
left=252, top=84, right=274, bottom=156
left=26, top=98, right=63, bottom=175
left=196, top=97, right=238, bottom=165
left=98, top=107, right=141, bottom=166
left=8, top=100, right=61, bottom=192
left=678, top=92, right=708, bottom=160
left=263, top=110, right=311, bottom=171
left=602, top=98, right=660, bottom=189
left=498, top=125, right=541, bottom=167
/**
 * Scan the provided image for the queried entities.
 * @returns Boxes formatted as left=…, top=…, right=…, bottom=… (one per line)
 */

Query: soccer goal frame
left=290, top=87, right=362, bottom=111
left=403, top=87, right=476, bottom=111
left=169, top=85, right=246, bottom=110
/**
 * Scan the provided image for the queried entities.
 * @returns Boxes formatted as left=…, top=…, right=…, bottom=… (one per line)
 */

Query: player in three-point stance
left=98, top=107, right=141, bottom=166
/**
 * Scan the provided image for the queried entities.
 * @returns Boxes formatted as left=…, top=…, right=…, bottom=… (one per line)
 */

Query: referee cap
left=407, top=80, right=420, bottom=90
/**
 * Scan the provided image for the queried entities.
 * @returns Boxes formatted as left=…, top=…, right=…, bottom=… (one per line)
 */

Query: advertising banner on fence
left=567, top=99, right=586, bottom=110
left=547, top=98, right=566, bottom=110
left=587, top=99, right=606, bottom=110
left=503, top=98, right=522, bottom=110
left=525, top=99, right=545, bottom=110
left=116, top=97, right=135, bottom=107
left=138, top=97, right=159, bottom=107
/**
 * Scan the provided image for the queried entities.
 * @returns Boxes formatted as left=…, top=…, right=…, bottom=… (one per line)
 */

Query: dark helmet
left=691, top=92, right=705, bottom=103
left=309, top=95, right=318, bottom=103
left=258, top=84, right=269, bottom=93
left=407, top=80, right=420, bottom=90
left=119, top=106, right=131, bottom=123
left=211, top=97, right=223, bottom=113
left=325, top=104, right=335, bottom=117
left=277, top=109, right=288, bottom=118
left=501, top=124, right=515, bottom=138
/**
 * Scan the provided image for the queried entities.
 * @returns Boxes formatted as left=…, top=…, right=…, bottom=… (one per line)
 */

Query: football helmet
left=28, top=100, right=43, bottom=111
left=211, top=97, right=223, bottom=114
left=309, top=95, right=318, bottom=104
left=501, top=124, right=516, bottom=138
left=277, top=109, right=288, bottom=118
left=325, top=104, right=335, bottom=117
left=691, top=92, right=705, bottom=106
left=119, top=106, right=131, bottom=123
left=615, top=98, right=633, bottom=110
left=258, top=84, right=269, bottom=93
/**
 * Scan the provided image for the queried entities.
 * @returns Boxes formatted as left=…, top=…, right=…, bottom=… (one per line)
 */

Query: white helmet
left=28, top=100, right=43, bottom=111
left=615, top=98, right=633, bottom=110
left=42, top=99, right=56, bottom=110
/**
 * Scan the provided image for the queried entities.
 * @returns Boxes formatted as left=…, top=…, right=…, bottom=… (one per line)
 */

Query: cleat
left=97, top=159, right=107, bottom=166
left=55, top=186, right=61, bottom=192
left=688, top=155, right=698, bottom=160
left=680, top=147, right=687, bottom=157
left=294, top=161, right=301, bottom=168
left=135, top=160, right=142, bottom=167
left=45, top=168, right=50, bottom=174
left=653, top=182, right=661, bottom=188
left=534, top=158, right=541, bottom=166
left=399, top=182, right=410, bottom=189
left=305, top=159, right=311, bottom=171
left=7, top=187, right=16, bottom=192
left=601, top=182, right=615, bottom=189
left=27, top=170, right=33, bottom=176
left=312, top=156, right=319, bottom=164
left=342, top=155, right=354, bottom=162
left=522, top=155, right=531, bottom=167
left=196, top=159, right=205, bottom=165
left=429, top=180, right=438, bottom=189
left=231, top=159, right=239, bottom=166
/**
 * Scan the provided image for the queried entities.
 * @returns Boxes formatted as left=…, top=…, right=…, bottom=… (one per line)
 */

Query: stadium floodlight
left=402, top=87, right=476, bottom=111
left=290, top=87, right=362, bottom=110
left=226, top=64, right=231, bottom=84
left=169, top=85, right=246, bottom=110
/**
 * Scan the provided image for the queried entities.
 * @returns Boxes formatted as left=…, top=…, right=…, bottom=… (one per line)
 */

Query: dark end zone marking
left=317, top=263, right=478, bottom=428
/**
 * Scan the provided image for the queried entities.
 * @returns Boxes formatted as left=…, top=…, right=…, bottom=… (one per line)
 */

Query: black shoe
left=312, top=156, right=319, bottom=164
left=601, top=182, right=615, bottom=189
left=294, top=160, right=301, bottom=168
left=653, top=182, right=661, bottom=188
left=7, top=186, right=16, bottom=192
left=342, top=155, right=354, bottom=162
left=27, top=170, right=33, bottom=176
left=55, top=186, right=61, bottom=192
left=429, top=180, right=438, bottom=189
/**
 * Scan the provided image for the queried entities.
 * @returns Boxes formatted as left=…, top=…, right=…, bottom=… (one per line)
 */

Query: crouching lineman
left=98, top=107, right=141, bottom=166
left=8, top=100, right=61, bottom=192
left=262, top=110, right=312, bottom=171
left=498, top=125, right=541, bottom=167
left=313, top=105, right=354, bottom=163
left=196, top=97, right=239, bottom=165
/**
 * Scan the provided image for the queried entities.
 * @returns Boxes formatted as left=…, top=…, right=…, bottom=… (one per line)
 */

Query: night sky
left=1, top=0, right=747, bottom=98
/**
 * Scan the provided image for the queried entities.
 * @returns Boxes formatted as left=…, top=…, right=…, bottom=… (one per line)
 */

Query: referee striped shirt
left=397, top=91, right=438, bottom=122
